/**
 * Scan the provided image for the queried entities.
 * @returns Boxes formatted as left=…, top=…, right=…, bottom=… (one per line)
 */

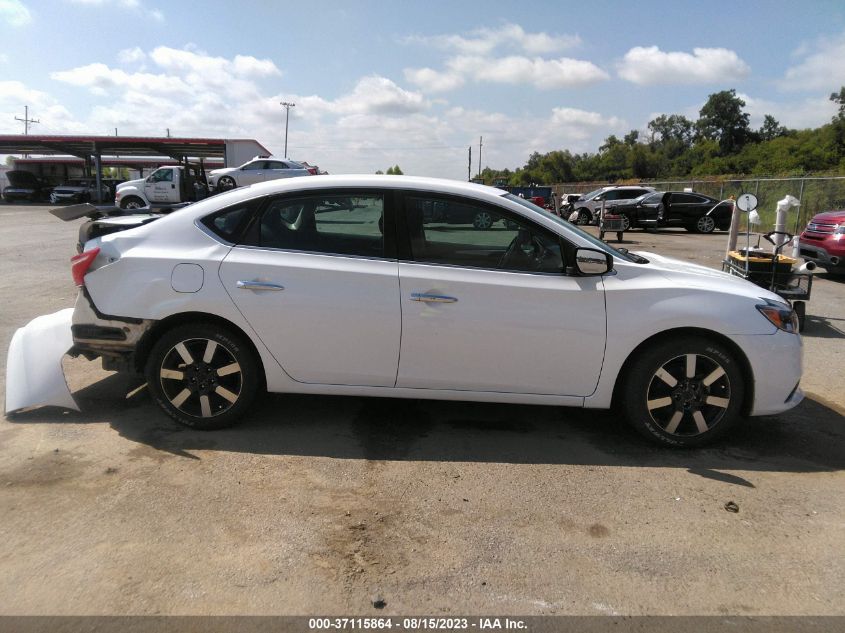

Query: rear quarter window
left=200, top=202, right=256, bottom=243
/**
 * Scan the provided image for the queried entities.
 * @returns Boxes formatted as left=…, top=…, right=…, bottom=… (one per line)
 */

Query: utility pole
left=468, top=146, right=471, bottom=181
left=15, top=106, right=39, bottom=134
left=280, top=102, right=295, bottom=158
left=166, top=128, right=171, bottom=138
left=477, top=136, right=483, bottom=179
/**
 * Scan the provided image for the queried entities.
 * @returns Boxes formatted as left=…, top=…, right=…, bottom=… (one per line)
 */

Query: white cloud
left=117, top=46, right=146, bottom=64
left=447, top=55, right=608, bottom=89
left=618, top=46, right=750, bottom=85
left=0, top=0, right=31, bottom=26
left=406, top=54, right=607, bottom=92
left=0, top=80, right=85, bottom=134
left=0, top=53, right=9, bottom=63
left=403, top=67, right=465, bottom=93
left=293, top=76, right=428, bottom=117
left=404, top=23, right=603, bottom=93
left=781, top=31, right=845, bottom=91
left=406, top=23, right=581, bottom=56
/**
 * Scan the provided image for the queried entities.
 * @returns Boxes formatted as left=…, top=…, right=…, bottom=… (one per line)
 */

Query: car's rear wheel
left=472, top=211, right=493, bottom=230
left=217, top=176, right=237, bottom=192
left=145, top=323, right=260, bottom=430
left=619, top=213, right=631, bottom=231
left=621, top=336, right=744, bottom=447
left=121, top=196, right=145, bottom=210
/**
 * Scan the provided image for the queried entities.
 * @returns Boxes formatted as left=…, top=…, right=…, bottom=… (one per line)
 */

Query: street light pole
left=280, top=101, right=295, bottom=158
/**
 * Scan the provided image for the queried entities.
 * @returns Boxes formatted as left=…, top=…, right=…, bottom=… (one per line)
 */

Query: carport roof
left=0, top=135, right=269, bottom=160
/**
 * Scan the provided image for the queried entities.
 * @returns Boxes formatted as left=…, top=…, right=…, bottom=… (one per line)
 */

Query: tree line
left=481, top=87, right=845, bottom=186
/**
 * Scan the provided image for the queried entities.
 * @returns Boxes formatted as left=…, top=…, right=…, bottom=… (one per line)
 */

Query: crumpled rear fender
left=5, top=308, right=79, bottom=414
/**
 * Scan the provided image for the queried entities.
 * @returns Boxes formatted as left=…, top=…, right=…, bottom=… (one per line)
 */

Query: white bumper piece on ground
left=4, top=308, right=79, bottom=414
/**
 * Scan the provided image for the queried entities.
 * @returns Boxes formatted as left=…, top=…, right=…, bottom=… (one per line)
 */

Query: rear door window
left=253, top=193, right=386, bottom=258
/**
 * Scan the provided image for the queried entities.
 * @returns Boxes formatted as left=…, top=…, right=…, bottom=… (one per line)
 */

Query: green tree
left=385, top=165, right=403, bottom=175
left=758, top=114, right=787, bottom=141
left=696, top=89, right=751, bottom=154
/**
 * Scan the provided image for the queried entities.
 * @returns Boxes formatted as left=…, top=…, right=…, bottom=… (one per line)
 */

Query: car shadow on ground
left=7, top=372, right=845, bottom=479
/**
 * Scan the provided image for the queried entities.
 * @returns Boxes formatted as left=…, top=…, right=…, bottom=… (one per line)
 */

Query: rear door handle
left=237, top=280, right=285, bottom=291
left=410, top=292, right=458, bottom=303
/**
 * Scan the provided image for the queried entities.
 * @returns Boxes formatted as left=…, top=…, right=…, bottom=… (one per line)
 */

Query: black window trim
left=395, top=189, right=576, bottom=276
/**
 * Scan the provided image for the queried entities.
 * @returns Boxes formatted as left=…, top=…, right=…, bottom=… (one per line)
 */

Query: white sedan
left=6, top=176, right=803, bottom=447
left=207, top=157, right=315, bottom=191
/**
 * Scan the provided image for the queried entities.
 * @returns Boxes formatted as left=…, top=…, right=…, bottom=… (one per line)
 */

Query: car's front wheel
left=120, top=196, right=145, bottom=210
left=145, top=323, right=261, bottom=430
left=695, top=215, right=716, bottom=233
left=575, top=209, right=592, bottom=225
left=621, top=336, right=745, bottom=447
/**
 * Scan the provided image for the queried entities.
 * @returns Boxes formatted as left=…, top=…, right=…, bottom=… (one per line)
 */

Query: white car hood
left=634, top=250, right=784, bottom=303
left=117, top=177, right=145, bottom=190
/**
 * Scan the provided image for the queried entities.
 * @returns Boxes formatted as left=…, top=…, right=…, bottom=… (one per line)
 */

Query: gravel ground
left=0, top=204, right=843, bottom=616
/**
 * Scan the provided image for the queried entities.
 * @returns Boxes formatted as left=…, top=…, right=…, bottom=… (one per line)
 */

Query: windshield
left=502, top=193, right=635, bottom=261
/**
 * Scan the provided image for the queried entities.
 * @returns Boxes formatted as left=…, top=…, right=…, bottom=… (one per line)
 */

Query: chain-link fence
left=553, top=176, right=845, bottom=233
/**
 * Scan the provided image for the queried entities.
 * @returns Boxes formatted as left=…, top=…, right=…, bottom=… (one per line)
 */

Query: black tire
left=620, top=336, right=745, bottom=447
left=145, top=323, right=261, bottom=430
left=217, top=176, right=237, bottom=192
left=694, top=215, right=716, bottom=234
left=576, top=209, right=591, bottom=225
left=121, top=196, right=145, bottom=210
left=472, top=211, right=493, bottom=230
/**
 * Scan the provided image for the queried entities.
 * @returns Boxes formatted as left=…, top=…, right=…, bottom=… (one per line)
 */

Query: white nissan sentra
left=6, top=176, right=803, bottom=447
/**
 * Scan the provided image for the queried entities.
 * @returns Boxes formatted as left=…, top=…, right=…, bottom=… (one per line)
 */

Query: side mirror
left=573, top=247, right=612, bottom=276
left=594, top=195, right=603, bottom=201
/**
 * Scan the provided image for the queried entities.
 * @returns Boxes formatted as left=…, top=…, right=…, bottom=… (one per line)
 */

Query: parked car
left=798, top=209, right=845, bottom=273
left=614, top=191, right=733, bottom=233
left=50, top=179, right=112, bottom=205
left=207, top=157, right=315, bottom=192
left=570, top=185, right=656, bottom=225
left=2, top=170, right=52, bottom=202
left=417, top=197, right=506, bottom=229
left=7, top=176, right=804, bottom=448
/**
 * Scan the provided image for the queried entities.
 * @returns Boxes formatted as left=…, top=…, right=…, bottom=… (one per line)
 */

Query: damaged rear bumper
left=5, top=293, right=154, bottom=414
left=5, top=308, right=79, bottom=414
left=70, top=289, right=153, bottom=367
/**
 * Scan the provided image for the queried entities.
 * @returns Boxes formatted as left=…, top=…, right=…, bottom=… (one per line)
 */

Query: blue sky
left=2, top=0, right=845, bottom=177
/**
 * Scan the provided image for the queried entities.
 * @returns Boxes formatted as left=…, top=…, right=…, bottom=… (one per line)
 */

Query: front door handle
left=237, top=280, right=285, bottom=291
left=410, top=292, right=458, bottom=303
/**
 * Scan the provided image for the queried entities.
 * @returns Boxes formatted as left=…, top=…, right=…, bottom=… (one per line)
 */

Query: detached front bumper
left=5, top=309, right=79, bottom=414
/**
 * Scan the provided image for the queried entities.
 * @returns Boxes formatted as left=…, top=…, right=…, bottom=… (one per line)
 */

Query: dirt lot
left=0, top=204, right=843, bottom=616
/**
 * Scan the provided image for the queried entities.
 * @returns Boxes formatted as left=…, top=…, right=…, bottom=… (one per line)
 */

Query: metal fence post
left=795, top=178, right=806, bottom=234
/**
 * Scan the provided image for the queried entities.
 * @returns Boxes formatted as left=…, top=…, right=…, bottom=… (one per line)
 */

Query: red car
left=798, top=210, right=845, bottom=273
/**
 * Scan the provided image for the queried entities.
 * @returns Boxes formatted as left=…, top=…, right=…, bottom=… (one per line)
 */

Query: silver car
left=571, top=185, right=655, bottom=226
left=207, top=157, right=315, bottom=192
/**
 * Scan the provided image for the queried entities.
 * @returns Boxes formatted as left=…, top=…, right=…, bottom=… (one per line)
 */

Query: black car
left=2, top=170, right=52, bottom=203
left=615, top=191, right=732, bottom=233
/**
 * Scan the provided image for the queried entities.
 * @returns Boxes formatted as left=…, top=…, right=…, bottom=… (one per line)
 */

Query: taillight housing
left=71, top=247, right=100, bottom=287
left=307, top=167, right=317, bottom=175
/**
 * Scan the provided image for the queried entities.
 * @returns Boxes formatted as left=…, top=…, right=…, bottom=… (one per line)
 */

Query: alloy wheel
left=697, top=216, right=716, bottom=233
left=473, top=211, right=493, bottom=230
left=158, top=337, right=243, bottom=419
left=645, top=353, right=731, bottom=437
